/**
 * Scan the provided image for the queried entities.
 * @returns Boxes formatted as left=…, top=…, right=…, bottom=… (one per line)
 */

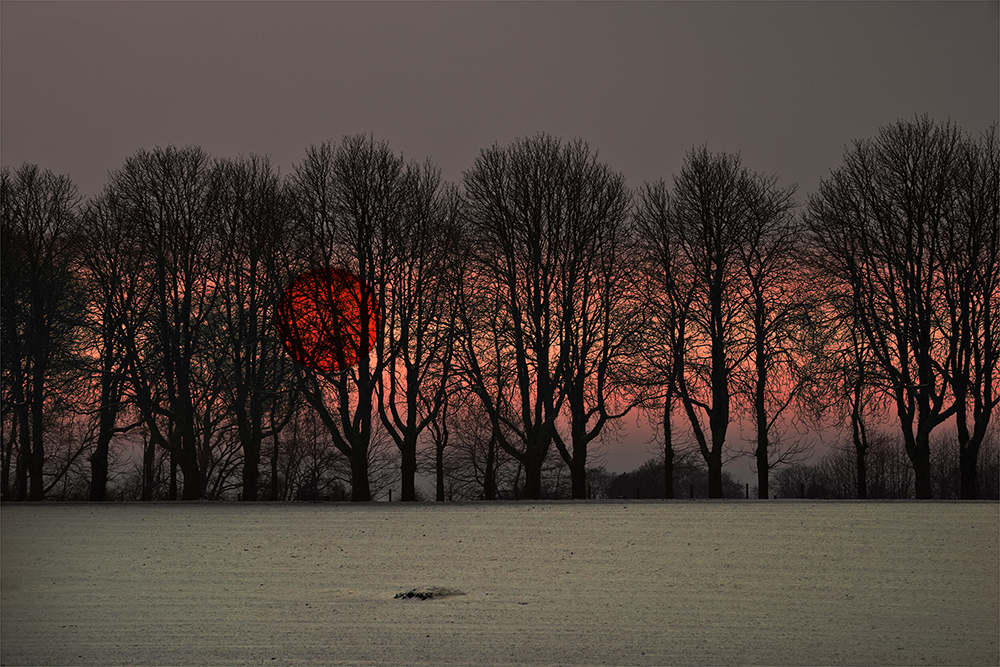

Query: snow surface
left=2, top=501, right=997, bottom=666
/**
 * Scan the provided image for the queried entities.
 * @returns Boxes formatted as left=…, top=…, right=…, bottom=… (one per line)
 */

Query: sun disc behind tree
left=275, top=267, right=378, bottom=373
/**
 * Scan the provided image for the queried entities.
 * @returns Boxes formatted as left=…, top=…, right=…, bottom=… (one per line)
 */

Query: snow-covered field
left=2, top=501, right=997, bottom=666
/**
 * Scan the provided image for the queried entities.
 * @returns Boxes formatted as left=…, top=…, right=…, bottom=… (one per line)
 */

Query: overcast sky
left=2, top=0, right=998, bottom=474
left=3, top=1, right=997, bottom=201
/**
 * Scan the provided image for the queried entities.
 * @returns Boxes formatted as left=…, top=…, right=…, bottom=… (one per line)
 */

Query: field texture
left=2, top=501, right=997, bottom=666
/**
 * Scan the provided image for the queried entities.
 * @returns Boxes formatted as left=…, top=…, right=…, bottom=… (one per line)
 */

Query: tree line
left=2, top=116, right=997, bottom=501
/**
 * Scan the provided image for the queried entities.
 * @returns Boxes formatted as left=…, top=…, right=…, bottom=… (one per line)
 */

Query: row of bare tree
left=773, top=429, right=1000, bottom=500
left=3, top=116, right=997, bottom=501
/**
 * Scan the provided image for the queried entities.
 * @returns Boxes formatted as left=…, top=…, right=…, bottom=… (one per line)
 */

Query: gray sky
left=3, top=1, right=997, bottom=201
left=2, top=0, right=998, bottom=474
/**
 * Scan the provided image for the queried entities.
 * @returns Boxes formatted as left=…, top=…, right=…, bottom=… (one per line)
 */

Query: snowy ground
left=2, top=501, right=997, bottom=666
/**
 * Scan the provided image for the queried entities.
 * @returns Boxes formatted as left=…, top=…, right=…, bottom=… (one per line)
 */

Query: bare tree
left=1, top=164, right=85, bottom=500
left=377, top=165, right=462, bottom=500
left=214, top=155, right=297, bottom=500
left=806, top=116, right=979, bottom=498
left=551, top=143, right=642, bottom=498
left=265, top=405, right=350, bottom=501
left=942, top=125, right=1000, bottom=498
left=808, top=235, right=891, bottom=500
left=639, top=151, right=805, bottom=499
left=286, top=135, right=409, bottom=501
left=77, top=188, right=149, bottom=499
left=658, top=147, right=758, bottom=498
left=425, top=389, right=522, bottom=501
left=460, top=135, right=637, bottom=499
left=458, top=135, right=566, bottom=500
left=102, top=146, right=224, bottom=499
left=454, top=252, right=529, bottom=491
left=735, top=172, right=815, bottom=499
left=425, top=387, right=454, bottom=501
left=635, top=180, right=697, bottom=499
left=776, top=432, right=916, bottom=499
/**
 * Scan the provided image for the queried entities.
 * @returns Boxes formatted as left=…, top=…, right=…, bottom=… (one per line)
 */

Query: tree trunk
left=2, top=418, right=15, bottom=501
left=269, top=432, right=280, bottom=500
left=141, top=434, right=154, bottom=501
left=908, top=430, right=933, bottom=499
left=180, top=456, right=202, bottom=500
left=707, top=448, right=724, bottom=499
left=900, top=410, right=933, bottom=499
left=569, top=454, right=587, bottom=500
left=178, top=426, right=203, bottom=500
left=851, top=395, right=869, bottom=500
left=176, top=403, right=204, bottom=499
left=856, top=448, right=868, bottom=501
left=756, top=447, right=769, bottom=501
left=26, top=361, right=47, bottom=501
left=29, top=393, right=45, bottom=501
left=523, top=458, right=543, bottom=500
left=16, top=405, right=30, bottom=501
left=350, top=455, right=372, bottom=501
left=89, top=381, right=118, bottom=501
left=755, top=381, right=769, bottom=500
left=89, top=433, right=110, bottom=501
left=400, top=436, right=417, bottom=501
left=707, top=398, right=727, bottom=499
left=959, top=441, right=980, bottom=500
left=484, top=435, right=497, bottom=500
left=908, top=432, right=932, bottom=500
left=708, top=321, right=729, bottom=499
left=169, top=451, right=178, bottom=500
left=435, top=441, right=445, bottom=502
left=663, top=397, right=674, bottom=499
left=242, top=439, right=260, bottom=501
left=752, top=299, right=771, bottom=501
left=913, top=459, right=932, bottom=499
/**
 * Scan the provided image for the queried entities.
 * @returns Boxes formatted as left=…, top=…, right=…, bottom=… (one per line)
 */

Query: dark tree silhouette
left=287, top=135, right=409, bottom=501
left=214, top=155, right=297, bottom=500
left=656, top=148, right=758, bottom=497
left=426, top=391, right=522, bottom=501
left=735, top=171, right=814, bottom=500
left=638, top=150, right=806, bottom=499
left=550, top=144, right=643, bottom=499
left=458, top=135, right=566, bottom=500
left=100, top=146, right=224, bottom=499
left=460, top=135, right=638, bottom=499
left=77, top=186, right=149, bottom=500
left=942, top=126, right=999, bottom=498
left=1, top=164, right=85, bottom=501
left=807, top=218, right=889, bottom=500
left=7, top=120, right=993, bottom=502
left=806, top=116, right=996, bottom=498
left=377, top=164, right=463, bottom=501
left=770, top=432, right=992, bottom=500
left=635, top=180, right=698, bottom=499
left=605, top=454, right=745, bottom=499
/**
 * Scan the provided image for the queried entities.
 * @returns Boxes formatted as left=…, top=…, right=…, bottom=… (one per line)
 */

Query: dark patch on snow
left=394, top=586, right=466, bottom=600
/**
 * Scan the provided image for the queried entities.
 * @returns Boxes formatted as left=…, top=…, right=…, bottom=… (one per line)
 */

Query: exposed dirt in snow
left=2, top=501, right=997, bottom=666
left=395, top=587, right=467, bottom=600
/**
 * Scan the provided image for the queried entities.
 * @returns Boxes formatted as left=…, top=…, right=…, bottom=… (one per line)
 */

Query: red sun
left=275, top=268, right=379, bottom=373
